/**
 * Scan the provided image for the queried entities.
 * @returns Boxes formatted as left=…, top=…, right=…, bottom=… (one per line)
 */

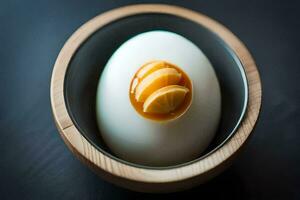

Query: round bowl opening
left=64, top=13, right=248, bottom=169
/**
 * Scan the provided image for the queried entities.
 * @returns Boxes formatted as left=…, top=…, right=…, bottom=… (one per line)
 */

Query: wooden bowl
left=50, top=4, right=261, bottom=193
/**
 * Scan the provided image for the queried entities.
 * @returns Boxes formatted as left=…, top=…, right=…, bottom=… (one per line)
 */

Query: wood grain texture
left=50, top=4, right=262, bottom=192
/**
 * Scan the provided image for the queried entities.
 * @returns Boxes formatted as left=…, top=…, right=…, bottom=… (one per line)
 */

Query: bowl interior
left=64, top=13, right=247, bottom=168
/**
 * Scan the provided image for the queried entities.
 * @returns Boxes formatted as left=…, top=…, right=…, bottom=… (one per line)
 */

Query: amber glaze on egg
left=129, top=61, right=193, bottom=121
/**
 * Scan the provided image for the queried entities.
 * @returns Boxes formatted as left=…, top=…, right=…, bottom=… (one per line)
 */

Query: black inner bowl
left=64, top=13, right=248, bottom=169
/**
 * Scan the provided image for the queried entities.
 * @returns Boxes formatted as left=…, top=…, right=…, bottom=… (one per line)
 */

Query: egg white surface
left=96, top=31, right=221, bottom=166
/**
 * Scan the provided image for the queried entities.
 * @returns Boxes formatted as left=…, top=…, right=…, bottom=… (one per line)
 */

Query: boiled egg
left=96, top=31, right=221, bottom=166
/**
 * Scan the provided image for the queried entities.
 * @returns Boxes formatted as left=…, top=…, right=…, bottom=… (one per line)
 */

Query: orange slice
left=135, top=68, right=181, bottom=102
left=130, top=78, right=139, bottom=94
left=143, top=85, right=189, bottom=114
left=136, top=61, right=166, bottom=80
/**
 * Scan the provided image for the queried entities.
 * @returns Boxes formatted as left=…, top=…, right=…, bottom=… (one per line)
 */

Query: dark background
left=1, top=0, right=300, bottom=199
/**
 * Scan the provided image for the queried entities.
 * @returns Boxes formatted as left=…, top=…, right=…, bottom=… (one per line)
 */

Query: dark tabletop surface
left=1, top=0, right=300, bottom=199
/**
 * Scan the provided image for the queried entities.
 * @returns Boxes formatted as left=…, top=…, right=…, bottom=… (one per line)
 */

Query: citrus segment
left=136, top=61, right=166, bottom=80
left=130, top=78, right=139, bottom=94
left=135, top=68, right=182, bottom=102
left=143, top=85, right=189, bottom=114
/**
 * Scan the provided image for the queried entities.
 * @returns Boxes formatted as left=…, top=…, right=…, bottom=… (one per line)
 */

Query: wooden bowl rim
left=50, top=4, right=262, bottom=183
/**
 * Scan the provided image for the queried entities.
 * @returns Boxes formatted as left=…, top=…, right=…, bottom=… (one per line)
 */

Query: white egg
left=96, top=31, right=221, bottom=166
